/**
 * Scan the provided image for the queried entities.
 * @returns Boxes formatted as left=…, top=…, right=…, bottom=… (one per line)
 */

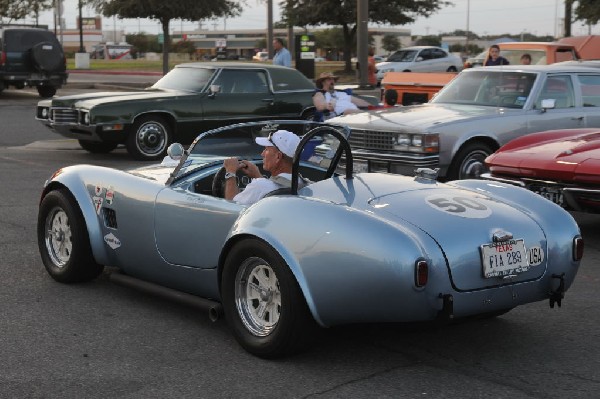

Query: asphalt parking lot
left=1, top=83, right=599, bottom=398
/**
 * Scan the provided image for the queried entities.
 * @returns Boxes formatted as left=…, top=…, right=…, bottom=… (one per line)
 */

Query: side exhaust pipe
left=109, top=271, right=223, bottom=322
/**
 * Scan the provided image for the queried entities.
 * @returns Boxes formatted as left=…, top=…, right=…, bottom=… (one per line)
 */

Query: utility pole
left=357, top=0, right=369, bottom=88
left=78, top=0, right=84, bottom=52
left=564, top=0, right=572, bottom=37
left=267, top=0, right=273, bottom=58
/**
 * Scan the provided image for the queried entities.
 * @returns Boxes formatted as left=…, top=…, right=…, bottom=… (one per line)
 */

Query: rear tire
left=37, top=85, right=57, bottom=98
left=78, top=140, right=118, bottom=154
left=221, top=238, right=319, bottom=358
left=447, top=66, right=458, bottom=72
left=37, top=189, right=104, bottom=283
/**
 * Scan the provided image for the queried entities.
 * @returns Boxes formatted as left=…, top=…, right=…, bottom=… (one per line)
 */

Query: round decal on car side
left=425, top=195, right=492, bottom=218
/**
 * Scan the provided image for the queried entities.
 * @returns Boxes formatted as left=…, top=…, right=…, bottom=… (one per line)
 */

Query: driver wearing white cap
left=223, top=129, right=306, bottom=205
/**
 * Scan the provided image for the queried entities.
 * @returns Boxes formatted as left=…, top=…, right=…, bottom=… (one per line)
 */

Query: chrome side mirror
left=208, top=84, right=221, bottom=98
left=167, top=143, right=185, bottom=160
left=541, top=98, right=556, bottom=112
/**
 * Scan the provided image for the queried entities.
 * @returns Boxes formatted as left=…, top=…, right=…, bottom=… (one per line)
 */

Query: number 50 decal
left=426, top=195, right=492, bottom=218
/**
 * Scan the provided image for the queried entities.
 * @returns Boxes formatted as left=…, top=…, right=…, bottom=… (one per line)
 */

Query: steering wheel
left=212, top=166, right=257, bottom=198
left=212, top=167, right=231, bottom=198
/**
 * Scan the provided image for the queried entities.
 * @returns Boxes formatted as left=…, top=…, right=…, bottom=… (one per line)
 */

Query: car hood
left=307, top=173, right=547, bottom=291
left=488, top=130, right=600, bottom=183
left=328, top=103, right=500, bottom=131
left=47, top=88, right=188, bottom=108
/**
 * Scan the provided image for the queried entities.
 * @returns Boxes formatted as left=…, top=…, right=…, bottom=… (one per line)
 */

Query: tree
left=126, top=32, right=162, bottom=54
left=573, top=0, right=600, bottom=26
left=415, top=35, right=441, bottom=46
left=93, top=0, right=242, bottom=74
left=0, top=0, right=52, bottom=24
left=381, top=34, right=400, bottom=54
left=280, top=0, right=449, bottom=72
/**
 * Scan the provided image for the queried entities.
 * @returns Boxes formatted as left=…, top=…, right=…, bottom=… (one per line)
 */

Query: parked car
left=0, top=27, right=68, bottom=97
left=375, top=46, right=463, bottom=84
left=558, top=35, right=600, bottom=60
left=483, top=128, right=600, bottom=213
left=463, top=49, right=488, bottom=69
left=37, top=120, right=583, bottom=358
left=36, top=62, right=316, bottom=160
left=327, top=64, right=600, bottom=180
left=252, top=51, right=269, bottom=61
left=464, top=42, right=580, bottom=69
left=381, top=71, right=457, bottom=105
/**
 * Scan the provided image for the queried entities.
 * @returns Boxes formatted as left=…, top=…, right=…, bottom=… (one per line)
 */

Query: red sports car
left=483, top=128, right=600, bottom=213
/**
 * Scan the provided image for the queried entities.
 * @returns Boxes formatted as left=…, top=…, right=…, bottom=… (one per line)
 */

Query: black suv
left=0, top=27, right=68, bottom=97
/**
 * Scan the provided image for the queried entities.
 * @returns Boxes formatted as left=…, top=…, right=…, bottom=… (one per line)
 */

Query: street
left=1, top=84, right=600, bottom=398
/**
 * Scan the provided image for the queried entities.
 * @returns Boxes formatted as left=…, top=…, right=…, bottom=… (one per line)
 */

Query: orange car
left=381, top=72, right=457, bottom=105
left=465, top=42, right=580, bottom=68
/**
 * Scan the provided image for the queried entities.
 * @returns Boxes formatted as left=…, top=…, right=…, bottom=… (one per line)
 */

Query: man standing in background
left=273, top=38, right=292, bottom=67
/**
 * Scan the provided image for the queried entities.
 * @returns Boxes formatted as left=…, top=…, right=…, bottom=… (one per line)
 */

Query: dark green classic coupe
left=36, top=62, right=317, bottom=160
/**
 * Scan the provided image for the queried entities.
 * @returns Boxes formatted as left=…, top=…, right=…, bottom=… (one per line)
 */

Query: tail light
left=414, top=260, right=428, bottom=287
left=1, top=51, right=6, bottom=66
left=573, top=236, right=584, bottom=261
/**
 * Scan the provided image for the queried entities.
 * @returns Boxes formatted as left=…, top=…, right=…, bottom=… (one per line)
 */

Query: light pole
left=78, top=0, right=84, bottom=53
left=465, top=0, right=470, bottom=55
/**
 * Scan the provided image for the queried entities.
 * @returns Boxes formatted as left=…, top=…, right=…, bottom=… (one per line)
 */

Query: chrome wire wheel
left=44, top=206, right=72, bottom=267
left=235, top=257, right=281, bottom=337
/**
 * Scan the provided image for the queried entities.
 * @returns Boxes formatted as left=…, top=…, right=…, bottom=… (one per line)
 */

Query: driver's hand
left=223, top=157, right=240, bottom=173
left=238, top=160, right=261, bottom=178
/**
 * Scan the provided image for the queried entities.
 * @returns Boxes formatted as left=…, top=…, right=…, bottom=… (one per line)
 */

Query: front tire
left=37, top=189, right=104, bottom=283
left=447, top=141, right=495, bottom=180
left=221, top=239, right=319, bottom=358
left=126, top=115, right=172, bottom=160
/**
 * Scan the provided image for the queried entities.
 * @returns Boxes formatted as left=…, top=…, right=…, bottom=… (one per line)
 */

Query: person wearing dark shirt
left=484, top=45, right=510, bottom=66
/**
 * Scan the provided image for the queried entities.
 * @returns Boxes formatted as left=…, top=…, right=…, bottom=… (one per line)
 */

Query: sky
left=25, top=0, right=600, bottom=38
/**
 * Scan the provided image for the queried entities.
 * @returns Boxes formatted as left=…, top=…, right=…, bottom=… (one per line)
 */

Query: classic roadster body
left=37, top=121, right=583, bottom=358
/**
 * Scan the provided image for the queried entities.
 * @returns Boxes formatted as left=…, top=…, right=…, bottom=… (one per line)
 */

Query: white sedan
left=376, top=46, right=463, bottom=84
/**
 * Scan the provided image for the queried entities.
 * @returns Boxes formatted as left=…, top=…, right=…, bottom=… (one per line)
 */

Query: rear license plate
left=531, top=186, right=564, bottom=206
left=480, top=239, right=528, bottom=278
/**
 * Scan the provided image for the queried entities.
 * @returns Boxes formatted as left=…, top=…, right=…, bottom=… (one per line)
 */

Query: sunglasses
left=267, top=131, right=283, bottom=153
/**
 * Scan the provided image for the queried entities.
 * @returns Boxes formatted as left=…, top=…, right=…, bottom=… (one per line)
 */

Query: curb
left=68, top=69, right=163, bottom=76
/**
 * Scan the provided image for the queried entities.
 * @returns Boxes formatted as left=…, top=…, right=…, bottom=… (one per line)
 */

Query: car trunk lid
left=367, top=185, right=548, bottom=291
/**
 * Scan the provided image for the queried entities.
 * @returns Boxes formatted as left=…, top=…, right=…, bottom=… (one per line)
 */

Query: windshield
left=170, top=121, right=349, bottom=181
left=387, top=50, right=418, bottom=62
left=152, top=66, right=215, bottom=92
left=432, top=70, right=537, bottom=109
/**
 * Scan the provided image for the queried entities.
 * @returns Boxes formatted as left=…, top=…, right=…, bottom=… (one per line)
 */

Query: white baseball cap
left=255, top=129, right=301, bottom=158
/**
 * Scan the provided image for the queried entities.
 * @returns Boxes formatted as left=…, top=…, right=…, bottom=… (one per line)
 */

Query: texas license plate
left=531, top=186, right=564, bottom=206
left=480, top=239, right=529, bottom=278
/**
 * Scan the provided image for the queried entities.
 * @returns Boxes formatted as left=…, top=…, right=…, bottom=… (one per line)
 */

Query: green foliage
left=92, top=0, right=242, bottom=74
left=0, top=0, right=51, bottom=22
left=574, top=0, right=600, bottom=25
left=126, top=33, right=162, bottom=53
left=172, top=39, right=196, bottom=56
left=280, top=0, right=449, bottom=71
left=415, top=35, right=441, bottom=46
left=381, top=34, right=401, bottom=54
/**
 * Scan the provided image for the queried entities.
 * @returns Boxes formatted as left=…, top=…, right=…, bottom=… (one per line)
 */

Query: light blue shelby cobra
left=37, top=120, right=583, bottom=358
